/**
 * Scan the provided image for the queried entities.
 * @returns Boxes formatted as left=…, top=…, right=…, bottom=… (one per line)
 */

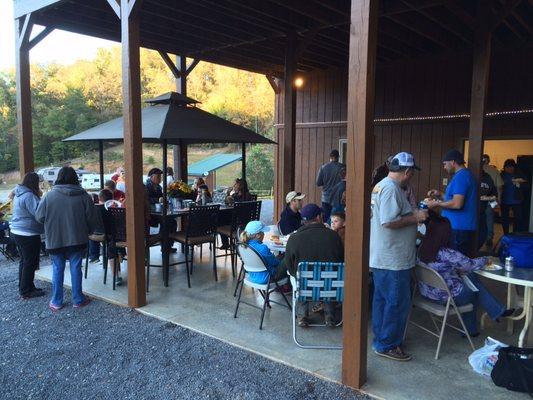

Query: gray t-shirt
left=370, top=177, right=417, bottom=271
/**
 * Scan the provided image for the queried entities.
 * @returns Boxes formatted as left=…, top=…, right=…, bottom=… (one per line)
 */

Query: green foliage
left=247, top=145, right=274, bottom=191
left=146, top=155, right=156, bottom=164
left=0, top=46, right=275, bottom=190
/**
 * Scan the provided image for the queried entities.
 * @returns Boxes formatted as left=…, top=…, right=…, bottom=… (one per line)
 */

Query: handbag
left=491, top=346, right=533, bottom=395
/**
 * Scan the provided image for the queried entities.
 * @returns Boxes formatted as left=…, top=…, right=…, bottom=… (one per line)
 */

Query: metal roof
left=62, top=92, right=275, bottom=145
left=188, top=153, right=242, bottom=176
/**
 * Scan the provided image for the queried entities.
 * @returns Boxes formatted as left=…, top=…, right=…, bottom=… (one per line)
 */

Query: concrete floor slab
left=36, top=246, right=528, bottom=400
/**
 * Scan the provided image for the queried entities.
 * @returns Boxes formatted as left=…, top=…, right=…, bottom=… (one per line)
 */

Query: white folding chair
left=404, top=262, right=476, bottom=360
left=292, top=261, right=344, bottom=349
left=234, top=243, right=291, bottom=330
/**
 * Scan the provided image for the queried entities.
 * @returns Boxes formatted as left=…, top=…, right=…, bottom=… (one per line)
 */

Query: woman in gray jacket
left=10, top=172, right=45, bottom=299
left=36, top=167, right=102, bottom=311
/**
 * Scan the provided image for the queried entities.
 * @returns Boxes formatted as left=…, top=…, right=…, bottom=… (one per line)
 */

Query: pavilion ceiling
left=27, top=0, right=533, bottom=76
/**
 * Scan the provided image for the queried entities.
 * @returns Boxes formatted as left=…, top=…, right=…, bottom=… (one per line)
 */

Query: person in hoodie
left=36, top=167, right=103, bottom=311
left=10, top=172, right=45, bottom=299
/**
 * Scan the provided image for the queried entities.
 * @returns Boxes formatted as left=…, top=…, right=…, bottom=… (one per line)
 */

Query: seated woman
left=418, top=210, right=514, bottom=336
left=219, top=178, right=253, bottom=250
left=195, top=184, right=212, bottom=205
left=239, top=221, right=287, bottom=284
left=192, top=177, right=206, bottom=199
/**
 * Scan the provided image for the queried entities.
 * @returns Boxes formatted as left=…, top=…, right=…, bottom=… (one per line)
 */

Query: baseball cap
left=388, top=152, right=421, bottom=171
left=148, top=168, right=163, bottom=176
left=300, top=203, right=322, bottom=221
left=244, top=220, right=270, bottom=235
left=442, top=149, right=465, bottom=164
left=286, top=191, right=306, bottom=203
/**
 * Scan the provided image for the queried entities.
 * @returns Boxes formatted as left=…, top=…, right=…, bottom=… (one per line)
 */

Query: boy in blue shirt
left=427, top=149, right=478, bottom=256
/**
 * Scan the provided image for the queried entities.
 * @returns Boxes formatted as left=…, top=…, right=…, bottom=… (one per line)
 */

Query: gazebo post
left=342, top=0, right=378, bottom=389
left=175, top=55, right=188, bottom=182
left=121, top=0, right=146, bottom=308
left=14, top=14, right=34, bottom=177
left=98, top=140, right=104, bottom=190
left=241, top=143, right=246, bottom=181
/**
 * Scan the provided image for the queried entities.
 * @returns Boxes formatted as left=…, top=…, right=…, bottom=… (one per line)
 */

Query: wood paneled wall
left=274, top=47, right=533, bottom=209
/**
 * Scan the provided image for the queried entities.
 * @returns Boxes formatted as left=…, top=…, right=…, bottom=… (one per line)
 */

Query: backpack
left=498, top=233, right=533, bottom=268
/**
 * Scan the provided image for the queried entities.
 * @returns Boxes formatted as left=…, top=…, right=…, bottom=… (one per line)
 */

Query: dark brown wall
left=274, top=47, right=533, bottom=207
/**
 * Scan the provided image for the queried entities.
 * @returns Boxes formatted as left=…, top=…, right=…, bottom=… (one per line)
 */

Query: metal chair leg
left=234, top=271, right=245, bottom=318
left=84, top=249, right=89, bottom=279
left=184, top=243, right=191, bottom=288
left=212, top=239, right=218, bottom=281
left=233, top=263, right=244, bottom=297
left=435, top=300, right=451, bottom=360
left=146, top=245, right=150, bottom=293
left=112, top=257, right=117, bottom=291
left=259, top=289, right=269, bottom=330
left=190, top=245, right=194, bottom=275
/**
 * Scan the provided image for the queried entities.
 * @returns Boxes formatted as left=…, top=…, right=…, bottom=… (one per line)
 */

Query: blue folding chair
left=292, top=261, right=344, bottom=349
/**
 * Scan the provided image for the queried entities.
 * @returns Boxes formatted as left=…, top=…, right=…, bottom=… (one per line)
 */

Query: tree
left=246, top=145, right=274, bottom=191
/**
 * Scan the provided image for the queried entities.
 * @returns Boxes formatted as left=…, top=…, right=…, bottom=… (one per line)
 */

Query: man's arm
left=316, top=166, right=324, bottom=187
left=427, top=194, right=464, bottom=210
left=383, top=210, right=426, bottom=229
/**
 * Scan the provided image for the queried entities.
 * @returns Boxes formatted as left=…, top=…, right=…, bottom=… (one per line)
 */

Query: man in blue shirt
left=427, top=149, right=478, bottom=256
left=316, top=149, right=345, bottom=222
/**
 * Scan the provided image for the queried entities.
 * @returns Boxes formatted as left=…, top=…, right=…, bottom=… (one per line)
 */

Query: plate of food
left=484, top=261, right=503, bottom=271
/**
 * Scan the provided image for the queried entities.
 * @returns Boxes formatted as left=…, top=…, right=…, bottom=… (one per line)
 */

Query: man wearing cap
left=316, top=149, right=345, bottom=222
left=145, top=168, right=177, bottom=252
left=426, top=149, right=478, bottom=255
left=145, top=168, right=164, bottom=204
left=370, top=152, right=427, bottom=361
left=281, top=203, right=344, bottom=327
left=278, top=191, right=305, bottom=235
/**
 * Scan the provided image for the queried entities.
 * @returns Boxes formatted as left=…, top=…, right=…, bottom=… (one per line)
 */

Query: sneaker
left=73, top=297, right=91, bottom=308
left=89, top=257, right=100, bottom=263
left=374, top=346, right=412, bottom=361
left=116, top=277, right=123, bottom=286
left=48, top=302, right=64, bottom=312
left=21, top=290, right=46, bottom=300
left=325, top=314, right=337, bottom=328
left=297, top=317, right=310, bottom=328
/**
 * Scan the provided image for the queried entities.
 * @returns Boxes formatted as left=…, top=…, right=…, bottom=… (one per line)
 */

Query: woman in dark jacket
left=10, top=172, right=44, bottom=299
left=36, top=167, right=103, bottom=311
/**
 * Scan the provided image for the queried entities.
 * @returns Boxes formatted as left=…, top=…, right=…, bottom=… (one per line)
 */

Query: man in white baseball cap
left=278, top=191, right=306, bottom=235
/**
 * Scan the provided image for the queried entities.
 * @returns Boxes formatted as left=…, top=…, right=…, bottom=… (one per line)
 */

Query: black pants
left=12, top=234, right=41, bottom=295
left=501, top=204, right=523, bottom=235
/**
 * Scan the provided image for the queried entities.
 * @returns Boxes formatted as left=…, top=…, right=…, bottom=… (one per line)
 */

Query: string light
left=373, top=108, right=533, bottom=123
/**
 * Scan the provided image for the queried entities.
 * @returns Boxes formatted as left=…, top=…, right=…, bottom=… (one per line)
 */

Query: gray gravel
left=0, top=259, right=369, bottom=400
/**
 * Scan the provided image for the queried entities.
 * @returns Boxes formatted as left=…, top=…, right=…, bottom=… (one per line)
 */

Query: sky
left=0, top=0, right=115, bottom=71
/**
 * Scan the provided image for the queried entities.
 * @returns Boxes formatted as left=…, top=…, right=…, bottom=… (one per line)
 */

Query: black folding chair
left=0, top=227, right=16, bottom=261
left=216, top=200, right=262, bottom=276
left=170, top=204, right=220, bottom=288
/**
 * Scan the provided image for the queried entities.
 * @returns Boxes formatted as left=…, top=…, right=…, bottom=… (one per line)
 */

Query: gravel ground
left=0, top=259, right=369, bottom=400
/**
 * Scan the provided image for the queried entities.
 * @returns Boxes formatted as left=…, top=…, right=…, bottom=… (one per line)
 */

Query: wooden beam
left=512, top=11, right=533, bottom=37
left=158, top=51, right=180, bottom=79
left=105, top=0, right=120, bottom=18
left=185, top=59, right=200, bottom=75
left=342, top=0, right=378, bottom=389
left=489, top=0, right=523, bottom=31
left=241, top=143, right=246, bottom=181
left=277, top=31, right=297, bottom=218
left=265, top=75, right=281, bottom=94
left=121, top=0, right=146, bottom=308
left=28, top=26, right=54, bottom=49
left=468, top=0, right=492, bottom=257
left=15, top=14, right=34, bottom=176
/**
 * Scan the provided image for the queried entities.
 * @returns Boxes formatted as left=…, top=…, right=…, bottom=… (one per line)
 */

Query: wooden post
left=277, top=31, right=297, bottom=217
left=98, top=140, right=105, bottom=190
left=241, top=143, right=246, bottom=181
left=342, top=0, right=378, bottom=389
left=467, top=1, right=492, bottom=257
left=174, top=55, right=188, bottom=182
left=14, top=14, right=34, bottom=177
left=121, top=0, right=146, bottom=308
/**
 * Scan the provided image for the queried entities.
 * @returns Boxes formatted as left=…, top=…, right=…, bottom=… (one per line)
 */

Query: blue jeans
left=50, top=249, right=85, bottom=307
left=322, top=202, right=332, bottom=223
left=485, top=205, right=494, bottom=241
left=371, top=268, right=412, bottom=352
left=451, top=230, right=474, bottom=256
left=88, top=240, right=100, bottom=259
left=446, top=273, right=505, bottom=335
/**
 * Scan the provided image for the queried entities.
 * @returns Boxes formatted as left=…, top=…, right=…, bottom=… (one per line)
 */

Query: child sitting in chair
left=239, top=221, right=287, bottom=284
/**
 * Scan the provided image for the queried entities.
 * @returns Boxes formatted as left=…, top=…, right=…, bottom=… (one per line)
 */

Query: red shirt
left=113, top=189, right=125, bottom=202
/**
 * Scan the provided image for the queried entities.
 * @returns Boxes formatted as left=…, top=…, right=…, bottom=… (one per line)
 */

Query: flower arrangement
left=167, top=180, right=194, bottom=199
